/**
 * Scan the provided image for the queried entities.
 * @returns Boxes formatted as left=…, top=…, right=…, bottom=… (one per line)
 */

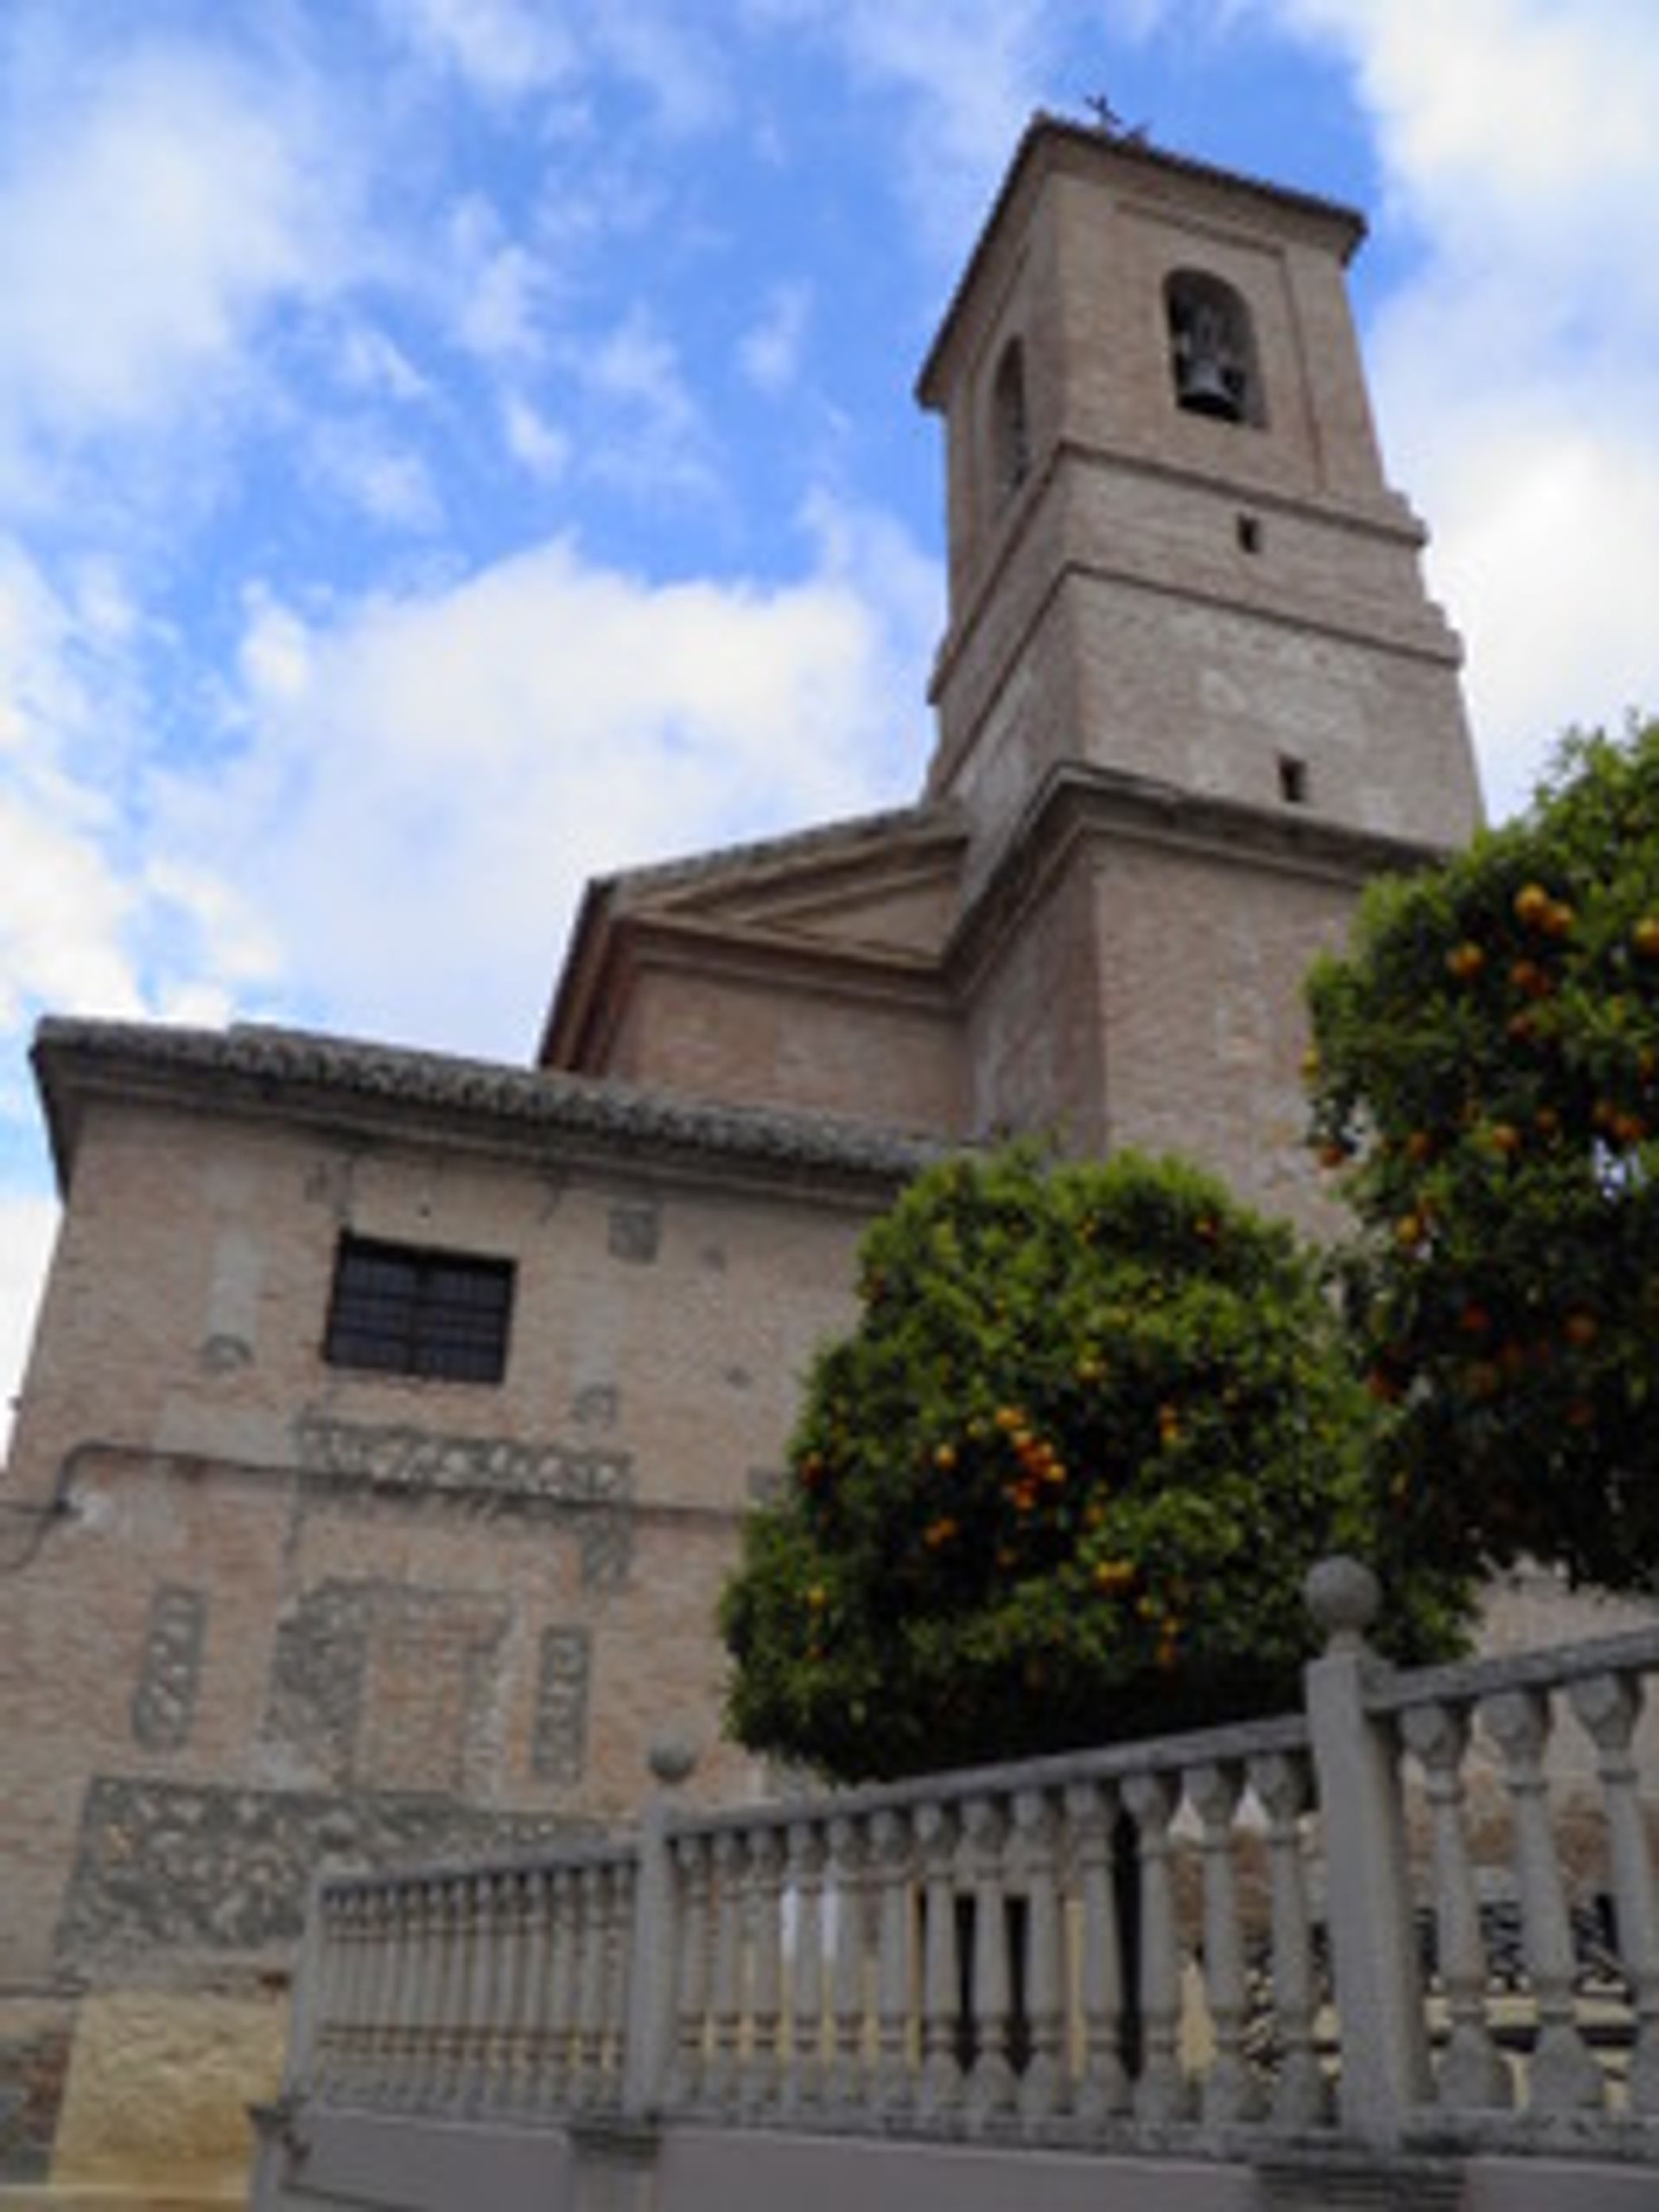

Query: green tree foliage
left=1306, top=717, right=1659, bottom=1590
left=720, top=1145, right=1458, bottom=1783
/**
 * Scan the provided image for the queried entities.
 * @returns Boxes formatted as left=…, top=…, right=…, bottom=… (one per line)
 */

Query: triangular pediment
left=606, top=803, right=968, bottom=961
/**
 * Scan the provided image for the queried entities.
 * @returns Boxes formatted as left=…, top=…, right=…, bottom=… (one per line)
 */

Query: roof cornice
left=32, top=1017, right=945, bottom=1202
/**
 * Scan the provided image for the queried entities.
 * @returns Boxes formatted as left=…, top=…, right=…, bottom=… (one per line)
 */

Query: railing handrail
left=1366, top=1618, right=1659, bottom=1718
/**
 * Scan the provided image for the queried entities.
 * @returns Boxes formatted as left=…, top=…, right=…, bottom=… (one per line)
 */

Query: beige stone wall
left=0, top=1091, right=882, bottom=2183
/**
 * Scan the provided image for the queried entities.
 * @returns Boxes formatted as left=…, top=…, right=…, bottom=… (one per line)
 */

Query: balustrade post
left=571, top=1861, right=609, bottom=2108
left=1570, top=1669, right=1659, bottom=2115
left=622, top=1740, right=695, bottom=2117
left=1186, top=1762, right=1261, bottom=2125
left=1063, top=1781, right=1128, bottom=2127
left=1483, top=1687, right=1603, bottom=2114
left=1302, top=1557, right=1431, bottom=2143
left=1398, top=1700, right=1510, bottom=2112
left=543, top=1865, right=579, bottom=2107
left=283, top=1867, right=336, bottom=2100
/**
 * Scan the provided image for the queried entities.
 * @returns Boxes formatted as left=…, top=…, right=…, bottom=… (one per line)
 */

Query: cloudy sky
left=3, top=0, right=1658, bottom=1439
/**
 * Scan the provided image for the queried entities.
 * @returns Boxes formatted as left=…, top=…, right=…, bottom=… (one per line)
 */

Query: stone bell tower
left=918, top=118, right=1480, bottom=849
left=914, top=118, right=1482, bottom=1216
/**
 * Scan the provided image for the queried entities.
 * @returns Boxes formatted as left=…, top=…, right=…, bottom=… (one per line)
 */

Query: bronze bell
left=1175, top=338, right=1244, bottom=423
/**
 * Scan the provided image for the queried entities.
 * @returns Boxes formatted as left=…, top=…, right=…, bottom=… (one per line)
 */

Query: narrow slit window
left=1278, top=754, right=1309, bottom=806
left=1236, top=512, right=1262, bottom=554
left=991, top=338, right=1031, bottom=505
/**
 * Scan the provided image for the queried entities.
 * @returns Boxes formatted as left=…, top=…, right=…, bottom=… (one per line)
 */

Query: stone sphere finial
left=1304, top=1554, right=1381, bottom=1651
left=647, top=1737, right=697, bottom=1789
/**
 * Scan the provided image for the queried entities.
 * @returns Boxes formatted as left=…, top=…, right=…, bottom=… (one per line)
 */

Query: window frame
left=322, top=1233, right=516, bottom=1385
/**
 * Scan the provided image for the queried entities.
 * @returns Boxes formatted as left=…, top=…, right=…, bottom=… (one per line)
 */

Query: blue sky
left=4, top=0, right=1659, bottom=1438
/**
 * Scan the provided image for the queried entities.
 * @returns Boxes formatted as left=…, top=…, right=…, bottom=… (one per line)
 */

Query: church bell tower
left=915, top=118, right=1482, bottom=1216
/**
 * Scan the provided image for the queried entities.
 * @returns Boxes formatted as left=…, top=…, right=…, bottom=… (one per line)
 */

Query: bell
left=1175, top=341, right=1243, bottom=423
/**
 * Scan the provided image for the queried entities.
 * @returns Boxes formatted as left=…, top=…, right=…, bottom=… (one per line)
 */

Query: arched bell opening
left=1164, top=270, right=1265, bottom=429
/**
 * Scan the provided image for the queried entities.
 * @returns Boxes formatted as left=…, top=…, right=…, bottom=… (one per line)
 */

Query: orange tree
left=1306, top=717, right=1659, bottom=1591
left=719, top=1144, right=1464, bottom=1783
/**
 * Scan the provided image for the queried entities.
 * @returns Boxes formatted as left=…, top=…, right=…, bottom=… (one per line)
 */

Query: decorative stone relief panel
left=262, top=1580, right=509, bottom=1795
left=129, top=1586, right=207, bottom=1752
left=292, top=1411, right=635, bottom=1587
left=531, top=1626, right=592, bottom=1786
left=607, top=1198, right=660, bottom=1264
left=53, top=1777, right=585, bottom=1968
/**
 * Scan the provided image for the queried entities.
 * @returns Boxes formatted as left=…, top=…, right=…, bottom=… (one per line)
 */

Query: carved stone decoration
left=531, top=1628, right=593, bottom=1787
left=130, top=1586, right=207, bottom=1751
left=263, top=1580, right=511, bottom=1795
left=53, top=1776, right=588, bottom=1968
left=291, top=1413, right=636, bottom=1588
left=607, top=1200, right=660, bottom=1264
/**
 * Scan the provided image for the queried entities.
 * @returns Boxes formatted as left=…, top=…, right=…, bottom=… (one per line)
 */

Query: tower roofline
left=917, top=111, right=1368, bottom=410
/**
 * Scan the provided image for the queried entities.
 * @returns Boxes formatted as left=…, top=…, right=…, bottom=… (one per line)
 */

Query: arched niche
left=1164, top=270, right=1266, bottom=429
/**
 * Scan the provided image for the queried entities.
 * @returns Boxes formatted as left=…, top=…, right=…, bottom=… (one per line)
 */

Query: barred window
left=324, top=1236, right=514, bottom=1383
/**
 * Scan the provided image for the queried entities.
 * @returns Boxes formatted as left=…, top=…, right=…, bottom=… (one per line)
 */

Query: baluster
left=745, top=1827, right=785, bottom=2115
left=1124, top=1770, right=1191, bottom=2123
left=961, top=1795, right=1015, bottom=2130
left=459, top=1871, right=497, bottom=2109
left=1186, top=1763, right=1261, bottom=2125
left=826, top=1814, right=868, bottom=2112
left=570, top=1862, right=608, bottom=2107
left=446, top=1872, right=480, bottom=2108
left=1014, top=1789, right=1066, bottom=2126
left=337, top=1887, right=372, bottom=2099
left=915, top=1802, right=963, bottom=2125
left=407, top=1878, right=449, bottom=2108
left=486, top=1869, right=527, bottom=2113
left=1247, top=1751, right=1330, bottom=2128
left=513, top=1866, right=552, bottom=2114
left=1569, top=1670, right=1659, bottom=2115
left=310, top=1886, right=351, bottom=2099
left=869, top=1807, right=916, bottom=2119
left=1482, top=1688, right=1603, bottom=2113
left=1398, top=1701, right=1510, bottom=2111
left=364, top=1882, right=404, bottom=2106
left=667, top=1833, right=712, bottom=2109
left=783, top=1821, right=826, bottom=2116
left=1064, top=1781, right=1128, bottom=2126
left=543, top=1865, right=580, bottom=2107
left=601, top=1859, right=635, bottom=2104
left=704, top=1832, right=747, bottom=2111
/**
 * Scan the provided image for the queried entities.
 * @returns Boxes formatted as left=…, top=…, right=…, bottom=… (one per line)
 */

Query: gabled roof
left=538, top=799, right=969, bottom=1071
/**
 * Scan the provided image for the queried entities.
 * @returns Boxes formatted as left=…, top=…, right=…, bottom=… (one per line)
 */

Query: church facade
left=0, top=120, right=1479, bottom=2196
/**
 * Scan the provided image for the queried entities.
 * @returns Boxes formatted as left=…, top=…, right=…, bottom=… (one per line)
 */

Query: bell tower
left=918, top=118, right=1480, bottom=853
left=917, top=118, right=1483, bottom=1217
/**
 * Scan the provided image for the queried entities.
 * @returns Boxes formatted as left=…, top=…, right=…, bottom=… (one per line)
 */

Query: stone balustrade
left=273, top=1564, right=1659, bottom=2169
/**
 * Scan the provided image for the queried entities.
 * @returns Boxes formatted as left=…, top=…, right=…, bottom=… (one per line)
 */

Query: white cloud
left=0, top=41, right=341, bottom=493
left=156, top=518, right=937, bottom=1056
left=309, top=422, right=445, bottom=533
left=740, top=283, right=811, bottom=396
left=502, top=393, right=571, bottom=483
left=391, top=0, right=577, bottom=101
left=582, top=309, right=718, bottom=501
left=1264, top=0, right=1659, bottom=817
